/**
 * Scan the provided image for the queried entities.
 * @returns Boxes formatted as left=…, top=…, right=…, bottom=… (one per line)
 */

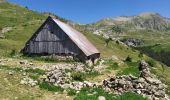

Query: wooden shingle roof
left=51, top=17, right=99, bottom=56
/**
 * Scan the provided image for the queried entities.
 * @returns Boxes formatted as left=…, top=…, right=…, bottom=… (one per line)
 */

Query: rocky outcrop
left=123, top=38, right=144, bottom=47
left=103, top=60, right=169, bottom=100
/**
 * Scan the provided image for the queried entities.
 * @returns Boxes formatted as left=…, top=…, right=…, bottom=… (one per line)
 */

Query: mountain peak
left=138, top=12, right=161, bottom=18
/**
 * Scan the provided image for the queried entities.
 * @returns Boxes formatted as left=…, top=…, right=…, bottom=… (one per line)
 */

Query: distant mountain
left=94, top=12, right=170, bottom=31
left=79, top=12, right=170, bottom=66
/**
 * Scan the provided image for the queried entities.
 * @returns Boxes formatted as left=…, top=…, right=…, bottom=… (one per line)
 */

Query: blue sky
left=7, top=0, right=170, bottom=24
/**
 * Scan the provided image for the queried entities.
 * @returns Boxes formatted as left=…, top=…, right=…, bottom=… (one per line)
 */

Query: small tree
left=138, top=52, right=144, bottom=58
left=10, top=49, right=16, bottom=57
left=112, top=25, right=122, bottom=34
left=125, top=56, right=132, bottom=62
left=105, top=37, right=112, bottom=47
left=25, top=6, right=29, bottom=9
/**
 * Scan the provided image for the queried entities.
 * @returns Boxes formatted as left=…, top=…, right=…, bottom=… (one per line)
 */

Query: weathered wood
left=23, top=17, right=80, bottom=55
left=22, top=16, right=100, bottom=62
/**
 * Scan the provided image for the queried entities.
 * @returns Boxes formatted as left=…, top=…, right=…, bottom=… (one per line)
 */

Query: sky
left=7, top=0, right=170, bottom=24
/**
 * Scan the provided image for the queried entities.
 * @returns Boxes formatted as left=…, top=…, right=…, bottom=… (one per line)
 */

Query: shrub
left=39, top=81, right=64, bottom=92
left=10, top=49, right=16, bottom=57
left=71, top=72, right=85, bottom=81
left=116, top=40, right=120, bottom=44
left=105, top=37, right=112, bottom=46
left=138, top=52, right=144, bottom=58
left=125, top=56, right=132, bottom=62
left=147, top=59, right=156, bottom=67
left=67, top=88, right=77, bottom=96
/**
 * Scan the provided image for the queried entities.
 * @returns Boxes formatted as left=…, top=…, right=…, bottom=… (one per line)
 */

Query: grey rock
left=8, top=71, right=13, bottom=75
left=98, top=96, right=106, bottom=100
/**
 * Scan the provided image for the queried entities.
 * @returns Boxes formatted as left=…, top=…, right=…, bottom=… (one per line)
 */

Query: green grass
left=151, top=65, right=170, bottom=95
left=0, top=65, right=22, bottom=72
left=115, top=92, right=147, bottom=100
left=0, top=65, right=45, bottom=75
left=39, top=81, right=64, bottom=92
left=146, top=59, right=157, bottom=67
left=74, top=88, right=147, bottom=100
left=71, top=71, right=101, bottom=81
left=24, top=68, right=46, bottom=75
left=74, top=88, right=116, bottom=100
left=117, top=62, right=140, bottom=77
left=67, top=88, right=77, bottom=96
left=71, top=72, right=85, bottom=81
left=105, top=59, right=119, bottom=70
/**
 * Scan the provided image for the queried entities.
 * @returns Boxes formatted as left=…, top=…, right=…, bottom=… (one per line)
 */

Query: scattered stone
left=98, top=96, right=106, bottom=100
left=19, top=60, right=28, bottom=65
left=1, top=27, right=12, bottom=34
left=102, top=60, right=169, bottom=100
left=29, top=63, right=33, bottom=66
left=39, top=60, right=169, bottom=100
left=20, top=77, right=38, bottom=87
left=14, top=97, right=18, bottom=100
left=22, top=72, right=27, bottom=76
left=8, top=71, right=13, bottom=75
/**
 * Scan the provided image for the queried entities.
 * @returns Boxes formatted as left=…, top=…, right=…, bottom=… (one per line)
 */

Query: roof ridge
left=50, top=17, right=99, bottom=56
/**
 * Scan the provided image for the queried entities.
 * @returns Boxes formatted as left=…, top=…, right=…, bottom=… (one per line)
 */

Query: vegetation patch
left=24, top=68, right=45, bottom=75
left=105, top=59, right=119, bottom=70
left=21, top=55, right=59, bottom=63
left=115, top=92, right=147, bottom=100
left=125, top=56, right=132, bottom=62
left=71, top=72, right=85, bottom=81
left=146, top=59, right=156, bottom=67
left=117, top=62, right=140, bottom=77
left=74, top=88, right=147, bottom=100
left=39, top=81, right=64, bottom=92
left=74, top=87, right=116, bottom=100
left=71, top=71, right=100, bottom=81
left=0, top=65, right=45, bottom=75
left=67, top=88, right=77, bottom=96
left=0, top=65, right=22, bottom=72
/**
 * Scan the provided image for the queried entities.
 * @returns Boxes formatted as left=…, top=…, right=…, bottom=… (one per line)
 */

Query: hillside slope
left=81, top=13, right=170, bottom=66
left=0, top=0, right=142, bottom=60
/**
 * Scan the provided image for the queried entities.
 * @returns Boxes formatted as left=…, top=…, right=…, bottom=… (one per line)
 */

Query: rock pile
left=45, top=68, right=71, bottom=85
left=41, top=60, right=168, bottom=100
left=20, top=77, right=38, bottom=87
left=123, top=38, right=144, bottom=47
left=44, top=66, right=99, bottom=90
left=103, top=60, right=169, bottom=100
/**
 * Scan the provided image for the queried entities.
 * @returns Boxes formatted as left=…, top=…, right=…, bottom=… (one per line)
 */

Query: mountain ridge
left=93, top=12, right=170, bottom=31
